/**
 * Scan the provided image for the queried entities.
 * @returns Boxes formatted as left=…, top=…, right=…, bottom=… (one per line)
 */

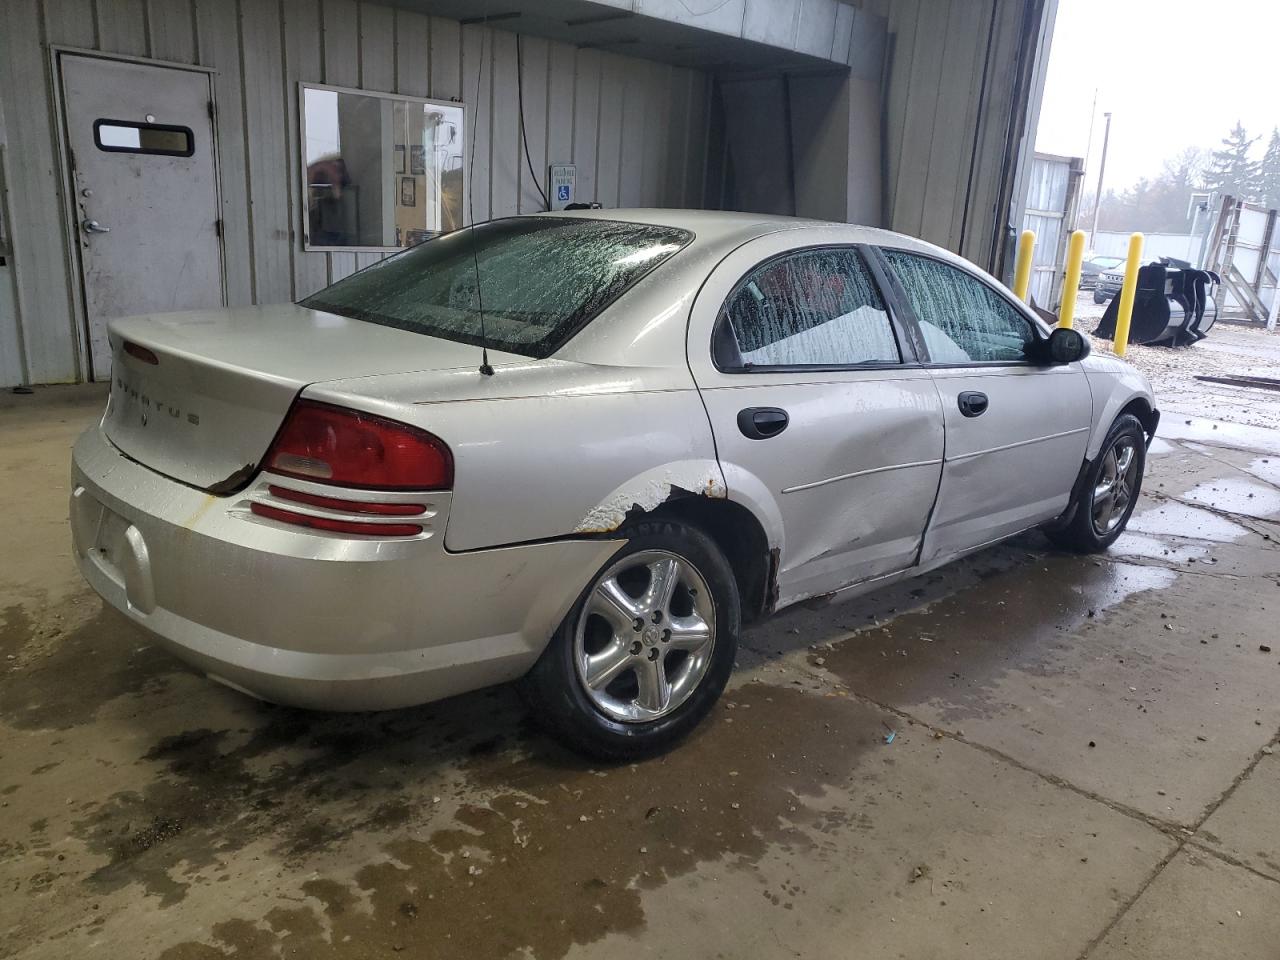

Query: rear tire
left=1047, top=414, right=1146, bottom=553
left=1093, top=288, right=1107, bottom=304
left=521, top=519, right=739, bottom=761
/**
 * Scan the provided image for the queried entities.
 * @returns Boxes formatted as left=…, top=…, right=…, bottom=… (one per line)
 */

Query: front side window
left=301, top=217, right=690, bottom=358
left=882, top=250, right=1034, bottom=363
left=715, top=248, right=900, bottom=368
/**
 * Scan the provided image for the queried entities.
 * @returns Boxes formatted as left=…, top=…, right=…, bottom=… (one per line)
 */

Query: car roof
left=531, top=207, right=945, bottom=259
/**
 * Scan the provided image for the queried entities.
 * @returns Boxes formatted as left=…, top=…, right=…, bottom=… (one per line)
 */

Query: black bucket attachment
left=1094, top=257, right=1220, bottom=347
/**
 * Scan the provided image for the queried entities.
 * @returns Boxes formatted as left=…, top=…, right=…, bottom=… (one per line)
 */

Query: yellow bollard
left=1113, top=232, right=1144, bottom=357
left=1013, top=229, right=1035, bottom=303
left=1058, top=230, right=1086, bottom=329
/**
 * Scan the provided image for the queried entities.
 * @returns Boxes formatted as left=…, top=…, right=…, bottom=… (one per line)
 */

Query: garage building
left=0, top=0, right=1056, bottom=388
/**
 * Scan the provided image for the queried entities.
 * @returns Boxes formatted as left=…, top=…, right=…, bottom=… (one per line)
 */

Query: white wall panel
left=148, top=0, right=198, bottom=64
left=0, top=0, right=718, bottom=385
left=460, top=23, right=491, bottom=223
left=97, top=0, right=148, bottom=56
left=515, top=35, right=548, bottom=215
left=873, top=0, right=1048, bottom=272
left=282, top=0, right=329, bottom=297
left=0, top=2, right=80, bottom=383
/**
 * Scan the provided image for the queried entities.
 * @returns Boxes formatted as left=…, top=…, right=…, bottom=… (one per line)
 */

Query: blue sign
left=557, top=184, right=571, bottom=202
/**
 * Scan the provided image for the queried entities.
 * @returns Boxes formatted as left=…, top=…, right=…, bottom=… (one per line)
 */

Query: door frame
left=48, top=45, right=226, bottom=382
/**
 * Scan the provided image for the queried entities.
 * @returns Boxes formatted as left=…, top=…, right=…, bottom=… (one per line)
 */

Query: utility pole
left=1089, top=111, right=1113, bottom=247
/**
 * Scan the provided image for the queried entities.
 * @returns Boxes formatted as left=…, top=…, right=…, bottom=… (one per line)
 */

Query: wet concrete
left=3, top=360, right=1280, bottom=959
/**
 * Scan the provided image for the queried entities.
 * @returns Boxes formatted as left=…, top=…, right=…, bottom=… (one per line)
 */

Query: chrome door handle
left=81, top=219, right=110, bottom=234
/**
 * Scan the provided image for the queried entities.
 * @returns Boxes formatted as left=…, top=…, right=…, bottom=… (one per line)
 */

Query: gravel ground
left=1072, top=300, right=1280, bottom=430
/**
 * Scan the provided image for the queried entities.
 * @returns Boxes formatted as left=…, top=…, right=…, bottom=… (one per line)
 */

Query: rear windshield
left=301, top=217, right=691, bottom=358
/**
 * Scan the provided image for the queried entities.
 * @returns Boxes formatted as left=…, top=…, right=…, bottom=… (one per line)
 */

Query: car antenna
left=468, top=15, right=494, bottom=377
left=471, top=233, right=493, bottom=377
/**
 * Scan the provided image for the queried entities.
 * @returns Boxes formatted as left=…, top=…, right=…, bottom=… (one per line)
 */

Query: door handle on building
left=81, top=219, right=111, bottom=234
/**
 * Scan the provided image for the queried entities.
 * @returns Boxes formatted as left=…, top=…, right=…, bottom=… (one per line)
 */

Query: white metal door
left=60, top=54, right=223, bottom=379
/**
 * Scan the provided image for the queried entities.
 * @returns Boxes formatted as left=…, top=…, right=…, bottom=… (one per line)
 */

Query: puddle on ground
left=1183, top=478, right=1280, bottom=519
left=1241, top=456, right=1280, bottom=489
left=816, top=554, right=1176, bottom=725
left=1126, top=501, right=1250, bottom=543
left=137, top=684, right=889, bottom=960
left=1109, top=532, right=1209, bottom=565
left=1159, top=418, right=1280, bottom=457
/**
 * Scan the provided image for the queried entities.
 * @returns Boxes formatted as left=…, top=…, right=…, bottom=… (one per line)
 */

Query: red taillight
left=250, top=502, right=423, bottom=537
left=263, top=400, right=453, bottom=490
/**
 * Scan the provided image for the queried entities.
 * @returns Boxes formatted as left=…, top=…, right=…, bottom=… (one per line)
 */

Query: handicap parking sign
left=549, top=163, right=576, bottom=209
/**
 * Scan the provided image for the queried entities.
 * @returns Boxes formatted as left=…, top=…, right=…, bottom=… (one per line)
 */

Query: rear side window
left=881, top=250, right=1033, bottom=363
left=715, top=247, right=900, bottom=369
left=301, top=217, right=690, bottom=358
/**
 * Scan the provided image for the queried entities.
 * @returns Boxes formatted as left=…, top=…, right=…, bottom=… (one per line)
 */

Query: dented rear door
left=687, top=234, right=945, bottom=605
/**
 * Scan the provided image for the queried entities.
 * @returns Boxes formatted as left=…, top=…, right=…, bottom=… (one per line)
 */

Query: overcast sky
left=1036, top=0, right=1280, bottom=195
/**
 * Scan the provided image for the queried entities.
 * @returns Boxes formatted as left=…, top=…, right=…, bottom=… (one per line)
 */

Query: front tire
left=1047, top=414, right=1146, bottom=553
left=1093, top=288, right=1107, bottom=304
left=521, top=519, right=740, bottom=760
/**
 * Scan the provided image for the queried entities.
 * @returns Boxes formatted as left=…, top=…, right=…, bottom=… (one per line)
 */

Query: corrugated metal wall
left=857, top=0, right=1050, bottom=274
left=0, top=0, right=712, bottom=386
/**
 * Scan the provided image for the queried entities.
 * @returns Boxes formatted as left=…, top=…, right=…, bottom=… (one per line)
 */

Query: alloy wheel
left=1091, top=436, right=1138, bottom=536
left=573, top=550, right=716, bottom=723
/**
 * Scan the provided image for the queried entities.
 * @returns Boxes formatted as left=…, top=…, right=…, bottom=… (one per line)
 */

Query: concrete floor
left=3, top=326, right=1280, bottom=959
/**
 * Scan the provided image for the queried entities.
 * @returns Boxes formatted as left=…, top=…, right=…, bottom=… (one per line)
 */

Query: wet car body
left=70, top=209, right=1158, bottom=755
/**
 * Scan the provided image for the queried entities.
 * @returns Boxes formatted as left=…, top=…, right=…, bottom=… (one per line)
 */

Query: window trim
left=870, top=245, right=1050, bottom=369
left=711, top=243, right=919, bottom=374
left=92, top=118, right=195, bottom=158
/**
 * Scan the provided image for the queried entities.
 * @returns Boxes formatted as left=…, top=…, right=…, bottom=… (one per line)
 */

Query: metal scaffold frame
left=1203, top=195, right=1280, bottom=330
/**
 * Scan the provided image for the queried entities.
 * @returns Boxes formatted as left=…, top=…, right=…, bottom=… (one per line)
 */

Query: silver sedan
left=71, top=210, right=1157, bottom=758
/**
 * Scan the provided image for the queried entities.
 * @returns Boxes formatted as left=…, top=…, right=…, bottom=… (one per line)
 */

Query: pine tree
left=1202, top=122, right=1260, bottom=200
left=1258, top=128, right=1280, bottom=208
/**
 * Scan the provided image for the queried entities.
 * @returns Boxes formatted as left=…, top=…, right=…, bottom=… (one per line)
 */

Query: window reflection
left=302, top=85, right=464, bottom=250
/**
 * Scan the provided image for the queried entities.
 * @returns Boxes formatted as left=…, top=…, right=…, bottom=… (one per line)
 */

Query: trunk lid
left=103, top=304, right=521, bottom=491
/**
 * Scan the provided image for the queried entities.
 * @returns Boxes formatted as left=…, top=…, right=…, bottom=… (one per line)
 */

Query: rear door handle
left=958, top=391, right=988, bottom=418
left=737, top=406, right=789, bottom=440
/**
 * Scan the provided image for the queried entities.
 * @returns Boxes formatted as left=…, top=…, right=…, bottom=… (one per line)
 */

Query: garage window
left=93, top=120, right=194, bottom=157
left=300, top=84, right=466, bottom=251
left=714, top=247, right=900, bottom=370
left=881, top=250, right=1034, bottom=364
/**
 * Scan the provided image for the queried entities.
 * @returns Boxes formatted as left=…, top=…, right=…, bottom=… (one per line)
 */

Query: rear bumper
left=70, top=424, right=619, bottom=710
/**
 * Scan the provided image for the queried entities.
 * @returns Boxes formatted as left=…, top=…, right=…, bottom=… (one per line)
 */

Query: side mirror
left=1045, top=327, right=1090, bottom=364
